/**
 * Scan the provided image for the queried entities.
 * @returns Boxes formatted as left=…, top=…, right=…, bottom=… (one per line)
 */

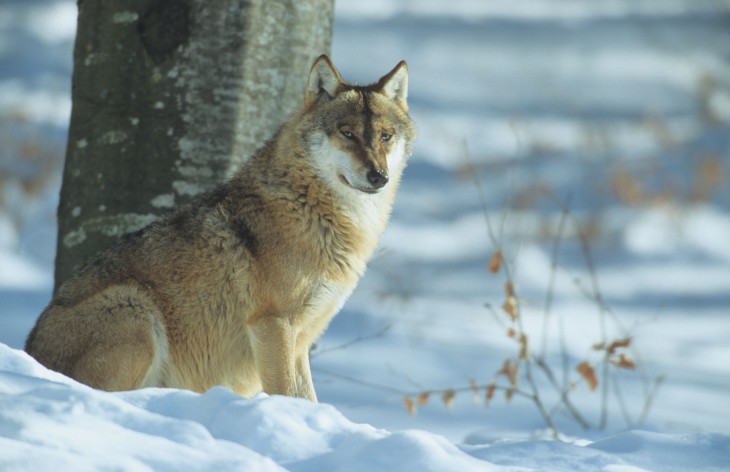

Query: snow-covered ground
left=3, top=344, right=728, bottom=471
left=2, top=0, right=730, bottom=470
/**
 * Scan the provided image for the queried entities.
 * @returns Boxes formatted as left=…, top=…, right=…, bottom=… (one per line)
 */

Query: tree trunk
left=55, top=0, right=334, bottom=290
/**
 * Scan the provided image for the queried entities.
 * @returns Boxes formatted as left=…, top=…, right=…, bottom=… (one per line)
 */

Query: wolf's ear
left=377, top=61, right=409, bottom=112
left=305, top=55, right=344, bottom=109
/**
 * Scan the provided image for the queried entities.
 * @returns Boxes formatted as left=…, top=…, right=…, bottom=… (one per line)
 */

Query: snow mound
left=0, top=344, right=492, bottom=471
left=467, top=431, right=730, bottom=472
left=2, top=343, right=729, bottom=471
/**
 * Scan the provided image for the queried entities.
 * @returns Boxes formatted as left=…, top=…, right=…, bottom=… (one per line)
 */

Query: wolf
left=25, top=55, right=416, bottom=401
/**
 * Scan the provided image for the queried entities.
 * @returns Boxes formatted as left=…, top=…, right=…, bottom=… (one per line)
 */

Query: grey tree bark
left=55, top=0, right=335, bottom=290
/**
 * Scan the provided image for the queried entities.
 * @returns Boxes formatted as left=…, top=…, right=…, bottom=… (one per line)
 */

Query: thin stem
left=312, top=367, right=407, bottom=396
left=639, top=375, right=665, bottom=425
left=522, top=358, right=561, bottom=439
left=311, top=325, right=391, bottom=358
left=462, top=140, right=498, bottom=247
left=540, top=199, right=571, bottom=358
left=576, top=224, right=610, bottom=429
left=610, top=368, right=635, bottom=428
left=535, top=357, right=591, bottom=430
left=559, top=317, right=570, bottom=402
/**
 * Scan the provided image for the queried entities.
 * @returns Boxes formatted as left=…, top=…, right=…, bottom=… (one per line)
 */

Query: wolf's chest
left=300, top=280, right=355, bottom=328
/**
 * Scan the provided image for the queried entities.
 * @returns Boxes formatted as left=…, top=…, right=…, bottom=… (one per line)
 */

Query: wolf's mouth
left=339, top=175, right=379, bottom=194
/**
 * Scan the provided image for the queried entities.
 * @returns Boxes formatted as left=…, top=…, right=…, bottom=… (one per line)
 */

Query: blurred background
left=2, top=0, right=729, bottom=440
left=4, top=0, right=729, bottom=269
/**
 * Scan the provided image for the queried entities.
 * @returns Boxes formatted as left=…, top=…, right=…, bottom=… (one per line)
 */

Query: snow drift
left=2, top=344, right=729, bottom=472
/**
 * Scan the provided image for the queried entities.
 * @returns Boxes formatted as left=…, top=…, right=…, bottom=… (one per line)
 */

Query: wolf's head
left=301, top=55, right=416, bottom=199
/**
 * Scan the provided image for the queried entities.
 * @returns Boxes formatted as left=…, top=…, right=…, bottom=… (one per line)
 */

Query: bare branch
left=540, top=197, right=571, bottom=358
left=311, top=325, right=391, bottom=358
left=535, top=357, right=591, bottom=430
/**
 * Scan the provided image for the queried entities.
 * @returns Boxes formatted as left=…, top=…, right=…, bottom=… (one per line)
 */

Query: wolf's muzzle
left=366, top=169, right=389, bottom=189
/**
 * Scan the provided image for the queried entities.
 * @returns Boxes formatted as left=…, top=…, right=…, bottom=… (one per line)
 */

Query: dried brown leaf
left=612, top=168, right=645, bottom=205
left=442, top=390, right=456, bottom=411
left=505, top=388, right=515, bottom=403
left=404, top=396, right=416, bottom=416
left=488, top=250, right=503, bottom=274
left=417, top=391, right=431, bottom=406
left=497, top=359, right=520, bottom=388
left=518, top=333, right=529, bottom=360
left=485, top=381, right=497, bottom=403
left=606, top=337, right=632, bottom=355
left=501, top=282, right=520, bottom=321
left=469, top=379, right=480, bottom=405
left=502, top=296, right=519, bottom=322
left=594, top=338, right=632, bottom=355
left=693, top=155, right=725, bottom=202
left=609, top=353, right=636, bottom=370
left=577, top=361, right=598, bottom=391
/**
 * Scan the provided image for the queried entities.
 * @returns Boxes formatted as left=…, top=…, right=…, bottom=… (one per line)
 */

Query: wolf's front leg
left=295, top=352, right=317, bottom=402
left=250, top=317, right=298, bottom=398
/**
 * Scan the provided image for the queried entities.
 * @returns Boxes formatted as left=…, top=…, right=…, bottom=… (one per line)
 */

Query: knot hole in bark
left=138, top=0, right=190, bottom=62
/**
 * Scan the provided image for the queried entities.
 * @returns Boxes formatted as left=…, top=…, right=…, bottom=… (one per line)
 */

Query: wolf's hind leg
left=68, top=286, right=166, bottom=391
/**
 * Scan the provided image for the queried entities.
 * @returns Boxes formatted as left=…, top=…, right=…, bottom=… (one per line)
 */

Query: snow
left=2, top=344, right=729, bottom=472
left=2, top=0, right=730, bottom=470
left=0, top=251, right=52, bottom=290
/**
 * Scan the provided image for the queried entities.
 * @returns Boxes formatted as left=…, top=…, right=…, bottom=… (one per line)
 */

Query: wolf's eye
left=340, top=130, right=355, bottom=139
left=381, top=132, right=392, bottom=142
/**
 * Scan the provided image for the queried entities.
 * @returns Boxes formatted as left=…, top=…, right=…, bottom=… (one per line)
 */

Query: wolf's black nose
left=366, top=169, right=389, bottom=189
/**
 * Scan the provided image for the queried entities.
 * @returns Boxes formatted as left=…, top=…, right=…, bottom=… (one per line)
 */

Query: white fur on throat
left=308, top=133, right=408, bottom=237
